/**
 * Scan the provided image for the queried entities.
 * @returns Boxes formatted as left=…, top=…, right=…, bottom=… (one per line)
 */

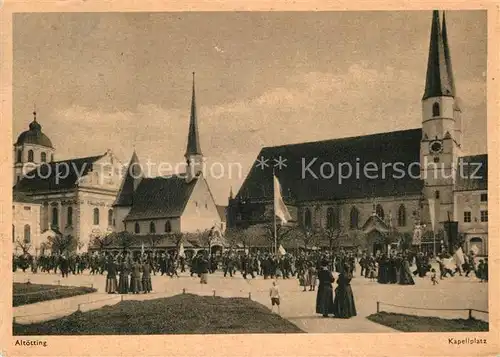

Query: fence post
left=57, top=280, right=61, bottom=285
left=27, top=279, right=30, bottom=284
left=213, top=290, right=216, bottom=297
left=468, top=309, right=472, bottom=319
left=376, top=302, right=380, bottom=313
left=248, top=292, right=252, bottom=300
left=77, top=304, right=81, bottom=312
left=121, top=295, right=124, bottom=302
left=182, top=288, right=186, bottom=294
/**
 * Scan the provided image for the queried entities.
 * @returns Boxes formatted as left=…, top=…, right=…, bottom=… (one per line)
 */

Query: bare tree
left=47, top=234, right=79, bottom=255
left=115, top=231, right=134, bottom=252
left=15, top=239, right=32, bottom=256
left=92, top=233, right=115, bottom=251
left=295, top=227, right=322, bottom=251
left=264, top=222, right=297, bottom=251
left=148, top=235, right=163, bottom=252
left=225, top=227, right=253, bottom=250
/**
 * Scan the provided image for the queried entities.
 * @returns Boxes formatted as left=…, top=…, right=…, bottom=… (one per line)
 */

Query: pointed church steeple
left=441, top=12, right=456, bottom=97
left=185, top=72, right=203, bottom=158
left=185, top=72, right=204, bottom=182
left=422, top=10, right=454, bottom=100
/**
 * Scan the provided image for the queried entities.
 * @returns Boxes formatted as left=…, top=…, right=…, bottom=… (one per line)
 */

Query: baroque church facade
left=12, top=110, right=123, bottom=254
left=227, top=11, right=488, bottom=256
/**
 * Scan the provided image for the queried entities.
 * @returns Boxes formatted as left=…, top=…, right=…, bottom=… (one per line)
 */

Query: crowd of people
left=12, top=246, right=488, bottom=303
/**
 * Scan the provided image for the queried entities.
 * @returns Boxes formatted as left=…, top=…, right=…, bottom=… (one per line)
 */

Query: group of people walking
left=104, top=252, right=153, bottom=294
left=315, top=258, right=357, bottom=319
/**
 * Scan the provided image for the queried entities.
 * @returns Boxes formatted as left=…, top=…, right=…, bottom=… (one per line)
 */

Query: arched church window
left=108, top=209, right=113, bottom=226
left=51, top=154, right=54, bottom=162
left=16, top=150, right=22, bottom=163
left=304, top=208, right=312, bottom=229
left=24, top=224, right=31, bottom=243
left=376, top=204, right=385, bottom=220
left=150, top=221, right=156, bottom=234
left=435, top=191, right=440, bottom=199
left=135, top=222, right=140, bottom=234
left=41, top=152, right=47, bottom=162
left=67, top=207, right=73, bottom=226
left=52, top=207, right=59, bottom=227
left=397, top=204, right=406, bottom=227
left=350, top=206, right=359, bottom=229
left=28, top=150, right=34, bottom=162
left=93, top=208, right=100, bottom=225
left=432, top=102, right=440, bottom=117
left=165, top=221, right=172, bottom=233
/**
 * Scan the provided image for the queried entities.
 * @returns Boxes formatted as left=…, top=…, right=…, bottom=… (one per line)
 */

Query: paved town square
left=13, top=260, right=488, bottom=333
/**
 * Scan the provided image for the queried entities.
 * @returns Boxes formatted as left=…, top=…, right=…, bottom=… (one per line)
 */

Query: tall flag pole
left=273, top=169, right=292, bottom=256
left=273, top=168, right=277, bottom=256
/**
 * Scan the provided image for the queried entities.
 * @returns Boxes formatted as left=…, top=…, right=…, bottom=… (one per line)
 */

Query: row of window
left=303, top=204, right=407, bottom=230
left=12, top=224, right=30, bottom=243
left=464, top=210, right=488, bottom=223
left=48, top=206, right=113, bottom=227
left=16, top=150, right=54, bottom=164
left=134, top=221, right=172, bottom=234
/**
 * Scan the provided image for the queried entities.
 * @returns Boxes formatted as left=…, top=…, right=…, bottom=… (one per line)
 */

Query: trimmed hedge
left=367, top=311, right=488, bottom=332
left=14, top=293, right=303, bottom=335
left=13, top=283, right=97, bottom=307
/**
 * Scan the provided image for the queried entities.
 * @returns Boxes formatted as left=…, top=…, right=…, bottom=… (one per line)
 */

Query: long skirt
left=332, top=285, right=357, bottom=318
left=315, top=284, right=334, bottom=316
left=130, top=276, right=143, bottom=293
left=200, top=273, right=208, bottom=284
left=105, top=276, right=118, bottom=293
left=118, top=274, right=129, bottom=294
left=399, top=268, right=415, bottom=285
left=142, top=276, right=152, bottom=292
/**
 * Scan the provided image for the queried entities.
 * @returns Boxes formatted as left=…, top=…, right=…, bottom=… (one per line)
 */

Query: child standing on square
left=269, top=280, right=281, bottom=314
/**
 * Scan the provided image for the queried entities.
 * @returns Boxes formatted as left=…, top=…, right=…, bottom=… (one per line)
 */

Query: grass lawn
left=14, top=293, right=303, bottom=335
left=13, top=283, right=97, bottom=307
left=367, top=312, right=489, bottom=332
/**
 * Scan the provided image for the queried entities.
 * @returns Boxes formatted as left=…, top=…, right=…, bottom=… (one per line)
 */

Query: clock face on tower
left=429, top=140, right=443, bottom=154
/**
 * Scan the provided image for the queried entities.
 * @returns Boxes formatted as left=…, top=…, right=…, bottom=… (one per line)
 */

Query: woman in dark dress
left=377, top=254, right=389, bottom=284
left=129, top=259, right=143, bottom=294
left=398, top=256, right=415, bottom=285
left=332, top=263, right=357, bottom=318
left=315, top=259, right=335, bottom=317
left=118, top=258, right=130, bottom=294
left=105, top=258, right=118, bottom=294
left=141, top=259, right=153, bottom=293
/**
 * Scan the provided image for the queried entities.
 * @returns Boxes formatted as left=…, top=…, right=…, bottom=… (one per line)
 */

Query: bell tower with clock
left=420, top=10, right=462, bottom=225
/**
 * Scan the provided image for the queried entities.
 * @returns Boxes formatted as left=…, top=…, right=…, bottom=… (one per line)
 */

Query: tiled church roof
left=124, top=176, right=198, bottom=221
left=237, top=128, right=425, bottom=203
left=14, top=154, right=105, bottom=192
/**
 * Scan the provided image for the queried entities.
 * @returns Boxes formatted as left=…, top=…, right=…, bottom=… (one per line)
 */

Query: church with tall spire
left=111, top=73, right=224, bottom=253
left=227, top=10, right=488, bottom=256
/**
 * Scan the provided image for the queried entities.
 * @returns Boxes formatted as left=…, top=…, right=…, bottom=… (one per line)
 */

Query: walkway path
left=13, top=267, right=488, bottom=333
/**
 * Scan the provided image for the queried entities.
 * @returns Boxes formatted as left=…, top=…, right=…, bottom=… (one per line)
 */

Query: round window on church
left=430, top=140, right=443, bottom=154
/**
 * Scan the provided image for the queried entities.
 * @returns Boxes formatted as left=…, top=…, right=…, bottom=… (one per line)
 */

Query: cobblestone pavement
left=13, top=265, right=488, bottom=333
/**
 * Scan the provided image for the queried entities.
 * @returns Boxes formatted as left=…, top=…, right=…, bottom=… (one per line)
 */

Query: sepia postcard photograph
left=0, top=1, right=498, bottom=357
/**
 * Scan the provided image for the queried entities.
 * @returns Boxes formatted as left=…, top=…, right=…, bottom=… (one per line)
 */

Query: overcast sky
left=13, top=11, right=487, bottom=205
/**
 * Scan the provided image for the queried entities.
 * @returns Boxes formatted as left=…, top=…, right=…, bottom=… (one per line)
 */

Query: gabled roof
left=236, top=128, right=424, bottom=203
left=113, top=150, right=143, bottom=207
left=455, top=154, right=488, bottom=191
left=123, top=175, right=198, bottom=221
left=216, top=205, right=227, bottom=222
left=362, top=214, right=391, bottom=234
left=14, top=154, right=105, bottom=192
